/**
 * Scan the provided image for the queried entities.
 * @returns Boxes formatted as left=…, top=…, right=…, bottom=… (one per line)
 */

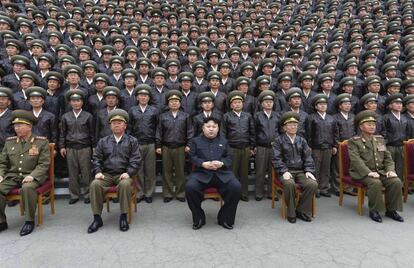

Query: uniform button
left=19, top=161, right=22, bottom=164
left=20, top=154, right=23, bottom=157
left=18, top=167, right=22, bottom=170
left=19, top=173, right=22, bottom=176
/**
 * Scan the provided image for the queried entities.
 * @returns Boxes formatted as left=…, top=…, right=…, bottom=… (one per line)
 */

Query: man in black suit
left=185, top=117, right=241, bottom=230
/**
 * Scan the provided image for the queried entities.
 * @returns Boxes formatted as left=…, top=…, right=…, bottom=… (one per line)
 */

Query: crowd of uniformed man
left=0, top=0, right=414, bottom=234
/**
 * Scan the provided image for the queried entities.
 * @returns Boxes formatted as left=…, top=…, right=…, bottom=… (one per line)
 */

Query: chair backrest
left=404, top=139, right=414, bottom=178
left=49, top=143, right=55, bottom=189
left=338, top=140, right=350, bottom=178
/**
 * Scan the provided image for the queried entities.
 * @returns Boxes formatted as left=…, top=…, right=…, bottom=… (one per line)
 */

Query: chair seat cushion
left=204, top=187, right=219, bottom=194
left=7, top=180, right=52, bottom=195
left=343, top=175, right=365, bottom=188
left=7, top=187, right=19, bottom=195
left=106, top=185, right=117, bottom=193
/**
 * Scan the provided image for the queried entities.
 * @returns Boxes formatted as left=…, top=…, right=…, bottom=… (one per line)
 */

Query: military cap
left=45, top=71, right=64, bottom=84
left=403, top=61, right=414, bottom=73
left=135, top=84, right=152, bottom=96
left=0, top=15, right=14, bottom=27
left=258, top=90, right=276, bottom=103
left=111, top=34, right=126, bottom=44
left=70, top=31, right=85, bottom=41
left=38, top=53, right=55, bottom=65
left=178, top=72, right=194, bottom=83
left=207, top=49, right=219, bottom=59
left=228, top=90, right=245, bottom=105
left=360, top=93, right=378, bottom=107
left=227, top=47, right=241, bottom=57
left=256, top=75, right=271, bottom=85
left=19, top=70, right=38, bottom=83
left=240, top=62, right=255, bottom=73
left=124, top=46, right=139, bottom=55
left=207, top=71, right=222, bottom=81
left=108, top=109, right=129, bottom=123
left=384, top=78, right=402, bottom=90
left=164, top=59, right=180, bottom=69
left=277, top=72, right=293, bottom=82
left=360, top=62, right=377, bottom=73
left=12, top=110, right=38, bottom=125
left=385, top=93, right=404, bottom=107
left=335, top=93, right=352, bottom=107
left=11, top=55, right=30, bottom=67
left=260, top=59, right=274, bottom=69
left=196, top=36, right=210, bottom=46
left=5, top=3, right=20, bottom=12
left=59, top=55, right=76, bottom=64
left=298, top=72, right=314, bottom=82
left=32, top=10, right=47, bottom=19
left=5, top=39, right=25, bottom=51
left=120, top=68, right=138, bottom=80
left=381, top=62, right=398, bottom=73
left=65, top=89, right=85, bottom=101
left=81, top=60, right=98, bottom=71
left=93, top=73, right=109, bottom=84
left=0, top=87, right=13, bottom=99
left=30, top=39, right=47, bottom=51
left=339, top=77, right=355, bottom=88
left=26, top=86, right=47, bottom=99
left=47, top=31, right=64, bottom=42
left=279, top=111, right=300, bottom=126
left=187, top=46, right=200, bottom=56
left=403, top=95, right=414, bottom=105
left=287, top=49, right=302, bottom=59
left=364, top=75, right=381, bottom=86
left=303, top=61, right=318, bottom=71
left=192, top=61, right=207, bottom=71
left=198, top=92, right=215, bottom=103
left=403, top=79, right=414, bottom=91
left=235, top=77, right=250, bottom=87
left=151, top=67, right=168, bottom=78
left=249, top=48, right=263, bottom=58
left=55, top=44, right=72, bottom=54
left=165, top=90, right=183, bottom=102
left=285, top=88, right=302, bottom=101
left=342, top=59, right=358, bottom=70
left=218, top=59, right=231, bottom=69
left=109, top=56, right=125, bottom=66
left=355, top=110, right=377, bottom=125
left=63, top=65, right=82, bottom=77
left=0, top=30, right=18, bottom=40
left=103, top=86, right=121, bottom=99
left=312, top=94, right=328, bottom=107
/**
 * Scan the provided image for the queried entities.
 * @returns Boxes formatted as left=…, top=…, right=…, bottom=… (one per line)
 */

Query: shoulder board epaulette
left=34, top=136, right=47, bottom=140
left=373, top=135, right=384, bottom=139
left=351, top=136, right=361, bottom=140
left=6, top=136, right=17, bottom=141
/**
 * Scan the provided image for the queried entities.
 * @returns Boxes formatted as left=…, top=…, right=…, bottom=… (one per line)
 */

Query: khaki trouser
left=162, top=146, right=186, bottom=198
left=312, top=148, right=332, bottom=194
left=280, top=171, right=318, bottom=218
left=90, top=173, right=132, bottom=215
left=360, top=175, right=403, bottom=213
left=67, top=147, right=92, bottom=199
left=137, top=144, right=156, bottom=198
left=231, top=147, right=250, bottom=199
left=254, top=146, right=273, bottom=199
left=0, top=176, right=40, bottom=223
left=387, top=146, right=403, bottom=182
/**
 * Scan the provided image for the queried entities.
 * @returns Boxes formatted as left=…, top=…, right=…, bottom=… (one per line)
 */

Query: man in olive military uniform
left=348, top=110, right=404, bottom=223
left=272, top=111, right=318, bottom=223
left=88, top=109, right=142, bottom=233
left=0, top=110, right=50, bottom=236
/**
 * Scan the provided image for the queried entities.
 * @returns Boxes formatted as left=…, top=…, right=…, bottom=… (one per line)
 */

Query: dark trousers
left=185, top=176, right=241, bottom=226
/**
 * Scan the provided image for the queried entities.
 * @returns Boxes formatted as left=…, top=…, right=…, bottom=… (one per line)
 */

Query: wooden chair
left=203, top=187, right=224, bottom=206
left=6, top=143, right=56, bottom=226
left=403, top=139, right=414, bottom=202
left=271, top=168, right=316, bottom=219
left=338, top=140, right=368, bottom=215
left=104, top=176, right=138, bottom=224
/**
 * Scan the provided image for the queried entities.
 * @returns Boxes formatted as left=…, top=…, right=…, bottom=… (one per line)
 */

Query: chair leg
left=339, top=183, right=344, bottom=206
left=281, top=191, right=286, bottom=219
left=50, top=192, right=55, bottom=214
left=312, top=195, right=316, bottom=218
left=19, top=199, right=24, bottom=216
left=404, top=177, right=409, bottom=203
left=271, top=183, right=275, bottom=209
left=37, top=194, right=43, bottom=226
left=357, top=187, right=363, bottom=216
left=106, top=197, right=110, bottom=212
left=128, top=197, right=132, bottom=224
left=220, top=197, right=224, bottom=207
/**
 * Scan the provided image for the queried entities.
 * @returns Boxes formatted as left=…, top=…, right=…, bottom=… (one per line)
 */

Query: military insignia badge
left=29, top=144, right=39, bottom=156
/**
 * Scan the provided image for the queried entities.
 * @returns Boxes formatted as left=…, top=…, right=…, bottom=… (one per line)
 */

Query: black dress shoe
left=144, top=197, right=153, bottom=203
left=240, top=196, right=249, bottom=202
left=296, top=211, right=312, bottom=222
left=369, top=211, right=383, bottom=223
left=69, top=198, right=79, bottom=205
left=287, top=217, right=296, bottom=223
left=84, top=198, right=90, bottom=204
left=176, top=197, right=186, bottom=202
left=20, top=221, right=34, bottom=236
left=0, top=222, right=8, bottom=232
left=219, top=222, right=234, bottom=230
left=8, top=200, right=19, bottom=207
left=164, top=197, right=173, bottom=203
left=320, top=192, right=331, bottom=198
left=112, top=198, right=119, bottom=203
left=192, top=219, right=205, bottom=230
left=385, top=211, right=404, bottom=222
left=255, top=197, right=263, bottom=201
left=136, top=197, right=144, bottom=203
left=87, top=217, right=103, bottom=234
left=119, top=214, right=129, bottom=232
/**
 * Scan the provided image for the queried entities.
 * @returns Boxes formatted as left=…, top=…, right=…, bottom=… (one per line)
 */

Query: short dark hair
left=203, top=116, right=220, bottom=125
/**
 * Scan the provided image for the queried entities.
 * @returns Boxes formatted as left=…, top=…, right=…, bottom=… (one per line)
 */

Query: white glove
left=119, top=173, right=130, bottom=180
left=95, top=172, right=104, bottom=180
left=386, top=171, right=397, bottom=178
left=282, top=172, right=292, bottom=181
left=0, top=176, right=3, bottom=183
left=305, top=172, right=316, bottom=181
left=368, top=172, right=380, bottom=178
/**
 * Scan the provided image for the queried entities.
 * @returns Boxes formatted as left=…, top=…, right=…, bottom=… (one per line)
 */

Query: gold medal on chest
left=29, top=145, right=39, bottom=156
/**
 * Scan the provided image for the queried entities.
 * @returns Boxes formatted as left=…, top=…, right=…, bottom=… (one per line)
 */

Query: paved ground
left=1, top=194, right=414, bottom=268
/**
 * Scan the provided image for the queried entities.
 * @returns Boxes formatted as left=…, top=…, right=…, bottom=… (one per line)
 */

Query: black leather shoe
left=84, top=198, right=90, bottom=204
left=163, top=197, right=173, bottom=203
left=8, top=200, right=19, bottom=207
left=385, top=211, right=404, bottom=222
left=87, top=216, right=103, bottom=233
left=69, top=198, right=79, bottom=205
left=255, top=197, right=263, bottom=201
left=296, top=211, right=312, bottom=222
left=136, top=197, right=144, bottom=203
left=220, top=222, right=234, bottom=230
left=112, top=198, right=119, bottom=203
left=240, top=196, right=249, bottom=202
left=287, top=217, right=296, bottom=223
left=119, top=215, right=129, bottom=232
left=20, top=221, right=34, bottom=236
left=0, top=222, right=8, bottom=232
left=144, top=197, right=153, bottom=203
left=192, top=219, right=205, bottom=230
left=369, top=211, right=383, bottom=223
left=176, top=197, right=186, bottom=202
left=320, top=192, right=331, bottom=198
